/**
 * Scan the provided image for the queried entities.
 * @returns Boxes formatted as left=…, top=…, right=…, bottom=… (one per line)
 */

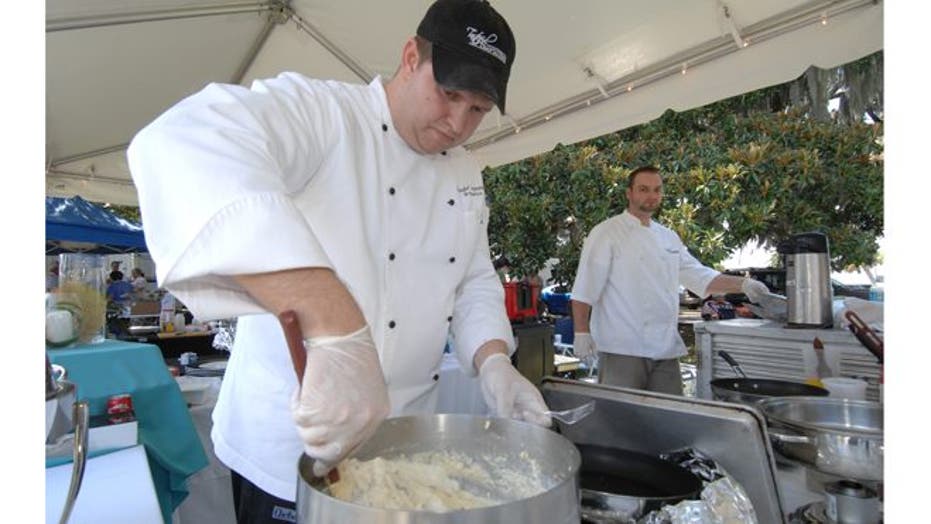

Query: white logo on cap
left=465, top=27, right=506, bottom=64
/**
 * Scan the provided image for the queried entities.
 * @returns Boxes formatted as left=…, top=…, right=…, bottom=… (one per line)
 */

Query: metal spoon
left=544, top=401, right=596, bottom=425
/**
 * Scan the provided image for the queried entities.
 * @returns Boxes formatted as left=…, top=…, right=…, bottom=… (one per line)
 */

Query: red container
left=504, top=282, right=540, bottom=321
left=106, top=393, right=134, bottom=415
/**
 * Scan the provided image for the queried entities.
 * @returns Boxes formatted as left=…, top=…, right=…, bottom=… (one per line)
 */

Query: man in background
left=571, top=165, right=769, bottom=394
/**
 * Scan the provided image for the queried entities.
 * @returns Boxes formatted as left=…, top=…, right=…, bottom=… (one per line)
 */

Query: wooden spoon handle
left=276, top=310, right=341, bottom=483
left=278, top=310, right=306, bottom=383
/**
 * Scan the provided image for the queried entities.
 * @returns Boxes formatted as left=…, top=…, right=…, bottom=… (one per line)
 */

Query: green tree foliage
left=484, top=55, right=883, bottom=286
left=104, top=204, right=142, bottom=225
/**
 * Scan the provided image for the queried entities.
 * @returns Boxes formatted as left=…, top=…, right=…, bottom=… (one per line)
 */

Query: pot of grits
left=296, top=414, right=581, bottom=523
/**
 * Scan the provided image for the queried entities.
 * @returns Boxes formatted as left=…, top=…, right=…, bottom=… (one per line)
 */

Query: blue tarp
left=46, top=196, right=148, bottom=254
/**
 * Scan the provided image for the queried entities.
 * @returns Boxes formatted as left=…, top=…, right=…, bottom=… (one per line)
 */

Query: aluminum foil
left=661, top=448, right=725, bottom=484
left=637, top=449, right=758, bottom=524
left=702, top=477, right=757, bottom=524
left=639, top=500, right=714, bottom=523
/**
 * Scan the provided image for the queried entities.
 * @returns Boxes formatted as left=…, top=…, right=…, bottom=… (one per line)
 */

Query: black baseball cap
left=416, top=0, right=515, bottom=114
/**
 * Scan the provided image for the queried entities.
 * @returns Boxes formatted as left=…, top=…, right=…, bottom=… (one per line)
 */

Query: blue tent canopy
left=46, top=195, right=148, bottom=254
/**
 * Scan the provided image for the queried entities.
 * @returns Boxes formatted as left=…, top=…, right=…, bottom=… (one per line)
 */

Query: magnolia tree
left=483, top=53, right=884, bottom=286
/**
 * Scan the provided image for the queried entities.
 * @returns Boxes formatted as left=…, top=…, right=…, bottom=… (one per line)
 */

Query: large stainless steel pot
left=757, top=397, right=882, bottom=481
left=296, top=414, right=581, bottom=524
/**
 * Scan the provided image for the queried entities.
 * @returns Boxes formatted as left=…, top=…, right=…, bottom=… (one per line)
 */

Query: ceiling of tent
left=46, top=0, right=884, bottom=206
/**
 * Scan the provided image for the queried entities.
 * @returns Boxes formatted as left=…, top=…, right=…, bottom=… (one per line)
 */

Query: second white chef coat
left=571, top=211, right=719, bottom=359
left=127, top=73, right=514, bottom=500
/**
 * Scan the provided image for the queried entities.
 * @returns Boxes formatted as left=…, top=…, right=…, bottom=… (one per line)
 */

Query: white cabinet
left=694, top=319, right=881, bottom=401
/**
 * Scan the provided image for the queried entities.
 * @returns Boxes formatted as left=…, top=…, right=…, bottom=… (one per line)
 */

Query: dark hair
left=414, top=35, right=432, bottom=65
left=627, top=165, right=661, bottom=189
left=109, top=270, right=124, bottom=282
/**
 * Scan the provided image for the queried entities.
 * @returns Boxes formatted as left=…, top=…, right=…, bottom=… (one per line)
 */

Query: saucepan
left=757, top=396, right=883, bottom=481
left=710, top=350, right=828, bottom=405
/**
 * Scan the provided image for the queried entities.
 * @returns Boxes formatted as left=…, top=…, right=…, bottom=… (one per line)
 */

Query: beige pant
left=597, top=352, right=683, bottom=395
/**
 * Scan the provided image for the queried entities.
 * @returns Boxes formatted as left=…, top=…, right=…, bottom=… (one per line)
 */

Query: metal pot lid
left=757, top=397, right=882, bottom=438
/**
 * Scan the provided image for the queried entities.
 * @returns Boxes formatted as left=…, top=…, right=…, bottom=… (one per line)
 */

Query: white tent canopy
left=46, top=0, right=883, bottom=206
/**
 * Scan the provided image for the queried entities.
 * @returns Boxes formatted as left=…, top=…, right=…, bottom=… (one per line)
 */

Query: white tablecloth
left=46, top=445, right=162, bottom=524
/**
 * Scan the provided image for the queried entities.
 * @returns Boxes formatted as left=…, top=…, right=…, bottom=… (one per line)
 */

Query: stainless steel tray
left=541, top=378, right=787, bottom=523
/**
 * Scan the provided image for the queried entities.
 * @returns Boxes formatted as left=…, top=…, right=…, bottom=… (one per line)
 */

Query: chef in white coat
left=571, top=166, right=770, bottom=394
left=127, top=1, right=550, bottom=522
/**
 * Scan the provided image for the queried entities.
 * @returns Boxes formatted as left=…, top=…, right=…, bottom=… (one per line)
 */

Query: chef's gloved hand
left=741, top=278, right=770, bottom=304
left=572, top=332, right=596, bottom=360
left=289, top=326, right=390, bottom=478
left=479, top=353, right=552, bottom=427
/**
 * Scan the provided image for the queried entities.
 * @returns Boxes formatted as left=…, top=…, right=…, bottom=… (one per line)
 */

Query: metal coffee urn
left=778, top=232, right=833, bottom=328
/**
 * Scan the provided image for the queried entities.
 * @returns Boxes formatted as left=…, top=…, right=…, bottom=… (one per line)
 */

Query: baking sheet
left=541, top=378, right=787, bottom=523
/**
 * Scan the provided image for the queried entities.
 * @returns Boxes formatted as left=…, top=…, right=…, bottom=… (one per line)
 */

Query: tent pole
left=285, top=8, right=373, bottom=83
left=47, top=2, right=272, bottom=32
left=230, top=4, right=289, bottom=85
left=50, top=144, right=129, bottom=167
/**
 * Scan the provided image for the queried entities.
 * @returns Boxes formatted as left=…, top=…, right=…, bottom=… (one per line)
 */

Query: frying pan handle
left=717, top=350, right=747, bottom=378
left=767, top=426, right=811, bottom=445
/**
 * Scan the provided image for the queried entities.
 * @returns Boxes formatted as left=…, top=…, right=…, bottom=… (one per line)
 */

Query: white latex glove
left=741, top=278, right=770, bottom=303
left=479, top=353, right=552, bottom=426
left=572, top=332, right=596, bottom=360
left=289, top=326, right=390, bottom=477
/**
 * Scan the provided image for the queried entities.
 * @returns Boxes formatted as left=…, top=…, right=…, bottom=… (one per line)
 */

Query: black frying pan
left=576, top=444, right=702, bottom=521
left=710, top=350, right=828, bottom=405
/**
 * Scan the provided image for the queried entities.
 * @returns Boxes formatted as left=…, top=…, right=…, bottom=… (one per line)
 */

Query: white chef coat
left=127, top=73, right=514, bottom=500
left=571, top=211, right=719, bottom=359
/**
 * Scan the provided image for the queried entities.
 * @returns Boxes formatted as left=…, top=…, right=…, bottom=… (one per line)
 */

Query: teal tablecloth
left=48, top=340, right=208, bottom=523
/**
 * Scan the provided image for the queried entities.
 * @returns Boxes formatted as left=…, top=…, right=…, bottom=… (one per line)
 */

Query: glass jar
left=57, top=254, right=107, bottom=344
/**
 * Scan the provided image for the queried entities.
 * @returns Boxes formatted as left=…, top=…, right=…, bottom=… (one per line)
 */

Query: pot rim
left=757, top=396, right=882, bottom=438
left=580, top=485, right=700, bottom=503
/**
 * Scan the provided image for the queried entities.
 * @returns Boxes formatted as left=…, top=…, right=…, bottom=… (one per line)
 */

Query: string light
left=821, top=12, right=828, bottom=25
left=627, top=84, right=633, bottom=92
left=681, top=63, right=688, bottom=75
